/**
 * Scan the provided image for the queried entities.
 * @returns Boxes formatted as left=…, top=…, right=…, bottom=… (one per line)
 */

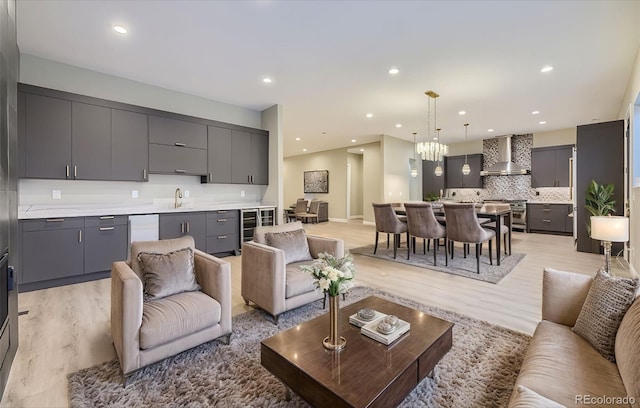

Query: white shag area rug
left=68, top=286, right=530, bottom=407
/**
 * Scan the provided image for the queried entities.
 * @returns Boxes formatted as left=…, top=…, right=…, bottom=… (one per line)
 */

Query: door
left=22, top=228, right=84, bottom=283
left=531, top=148, right=556, bottom=187
left=111, top=109, right=148, bottom=181
left=231, top=130, right=251, bottom=183
left=71, top=102, right=111, bottom=180
left=207, top=126, right=232, bottom=183
left=84, top=224, right=128, bottom=274
left=251, top=132, right=269, bottom=185
left=24, top=93, right=71, bottom=179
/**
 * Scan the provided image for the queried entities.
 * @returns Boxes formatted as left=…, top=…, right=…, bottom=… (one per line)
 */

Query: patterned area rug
left=68, top=286, right=530, bottom=407
left=349, top=242, right=525, bottom=283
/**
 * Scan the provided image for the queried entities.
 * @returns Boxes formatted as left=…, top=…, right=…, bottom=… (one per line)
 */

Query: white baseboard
left=328, top=218, right=348, bottom=223
left=363, top=221, right=375, bottom=226
left=348, top=215, right=363, bottom=219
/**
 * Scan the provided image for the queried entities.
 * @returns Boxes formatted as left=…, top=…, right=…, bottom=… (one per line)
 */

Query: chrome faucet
left=175, top=188, right=183, bottom=209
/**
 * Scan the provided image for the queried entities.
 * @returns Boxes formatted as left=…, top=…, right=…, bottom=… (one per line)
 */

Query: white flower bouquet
left=301, top=252, right=355, bottom=297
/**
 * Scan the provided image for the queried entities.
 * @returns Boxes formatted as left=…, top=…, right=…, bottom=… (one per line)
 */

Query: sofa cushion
left=510, top=385, right=566, bottom=408
left=140, top=290, right=220, bottom=350
left=265, top=228, right=312, bottom=265
left=285, top=260, right=316, bottom=298
left=572, top=269, right=639, bottom=362
left=615, top=297, right=640, bottom=408
left=138, top=247, right=200, bottom=301
left=512, top=320, right=628, bottom=407
left=254, top=221, right=305, bottom=245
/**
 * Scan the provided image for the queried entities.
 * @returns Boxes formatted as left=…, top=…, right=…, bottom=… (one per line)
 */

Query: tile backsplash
left=445, top=134, right=572, bottom=203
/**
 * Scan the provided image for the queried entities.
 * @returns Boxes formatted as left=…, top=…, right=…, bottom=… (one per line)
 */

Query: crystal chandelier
left=416, top=91, right=448, bottom=176
left=462, top=123, right=471, bottom=175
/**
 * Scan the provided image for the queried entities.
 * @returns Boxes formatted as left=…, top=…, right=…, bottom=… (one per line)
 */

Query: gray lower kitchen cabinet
left=231, top=130, right=269, bottom=185
left=159, top=212, right=207, bottom=251
left=20, top=218, right=84, bottom=284
left=149, top=144, right=207, bottom=175
left=531, top=145, right=573, bottom=187
left=72, top=102, right=112, bottom=180
left=23, top=92, right=71, bottom=179
left=111, top=109, right=149, bottom=181
left=206, top=210, right=239, bottom=255
left=148, top=115, right=207, bottom=149
left=205, top=126, right=232, bottom=183
left=527, top=203, right=572, bottom=235
left=84, top=216, right=129, bottom=274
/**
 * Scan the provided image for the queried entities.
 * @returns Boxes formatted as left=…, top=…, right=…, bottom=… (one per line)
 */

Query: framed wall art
left=304, top=170, right=329, bottom=194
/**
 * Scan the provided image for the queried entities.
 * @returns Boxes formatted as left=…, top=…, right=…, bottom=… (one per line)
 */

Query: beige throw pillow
left=572, top=269, right=639, bottom=362
left=265, top=228, right=312, bottom=264
left=510, top=385, right=566, bottom=408
left=138, top=247, right=200, bottom=301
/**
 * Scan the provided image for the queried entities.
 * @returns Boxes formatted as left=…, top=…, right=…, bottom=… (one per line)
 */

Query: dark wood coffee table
left=261, top=296, right=454, bottom=407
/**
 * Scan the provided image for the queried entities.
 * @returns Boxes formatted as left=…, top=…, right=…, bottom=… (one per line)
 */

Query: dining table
left=395, top=202, right=512, bottom=266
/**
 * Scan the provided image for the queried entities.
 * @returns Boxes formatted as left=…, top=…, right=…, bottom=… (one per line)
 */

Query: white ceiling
left=16, top=1, right=640, bottom=158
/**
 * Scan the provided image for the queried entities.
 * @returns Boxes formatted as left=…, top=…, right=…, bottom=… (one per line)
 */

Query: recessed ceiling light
left=113, top=25, right=128, bottom=34
left=295, top=137, right=300, bottom=141
left=395, top=124, right=402, bottom=128
left=541, top=65, right=554, bottom=73
left=539, top=121, right=546, bottom=125
left=366, top=113, right=373, bottom=118
left=531, top=110, right=540, bottom=115
left=458, top=110, right=466, bottom=115
left=262, top=77, right=272, bottom=84
left=433, top=137, right=438, bottom=140
left=351, top=139, right=356, bottom=143
left=488, top=129, right=494, bottom=132
left=388, top=67, right=399, bottom=75
left=302, top=148, right=307, bottom=152
left=360, top=148, right=364, bottom=152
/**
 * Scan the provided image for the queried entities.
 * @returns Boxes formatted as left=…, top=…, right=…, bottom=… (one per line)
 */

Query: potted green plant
left=584, top=179, right=616, bottom=253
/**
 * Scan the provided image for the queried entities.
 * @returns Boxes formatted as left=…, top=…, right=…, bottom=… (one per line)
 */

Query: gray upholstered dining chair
left=443, top=203, right=496, bottom=273
left=372, top=203, right=408, bottom=259
left=294, top=198, right=308, bottom=220
left=481, top=203, right=510, bottom=261
left=298, top=199, right=320, bottom=224
left=404, top=202, right=448, bottom=265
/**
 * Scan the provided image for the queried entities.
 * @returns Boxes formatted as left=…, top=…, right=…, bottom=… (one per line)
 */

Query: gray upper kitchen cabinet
left=23, top=93, right=71, bottom=179
left=148, top=115, right=207, bottom=176
left=422, top=160, right=445, bottom=199
left=159, top=212, right=207, bottom=251
left=231, top=130, right=252, bottom=184
left=231, top=130, right=269, bottom=185
left=71, top=102, right=111, bottom=180
left=531, top=145, right=573, bottom=187
left=205, top=126, right=232, bottom=183
left=250, top=132, right=269, bottom=185
left=445, top=154, right=483, bottom=189
left=111, top=109, right=149, bottom=181
left=21, top=218, right=84, bottom=284
left=84, top=216, right=129, bottom=274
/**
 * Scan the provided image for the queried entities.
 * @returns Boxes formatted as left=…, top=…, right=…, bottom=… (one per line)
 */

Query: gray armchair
left=241, top=222, right=344, bottom=323
left=111, top=236, right=232, bottom=385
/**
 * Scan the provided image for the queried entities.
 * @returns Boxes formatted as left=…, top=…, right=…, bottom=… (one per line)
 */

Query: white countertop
left=18, top=201, right=277, bottom=219
left=527, top=201, right=574, bottom=205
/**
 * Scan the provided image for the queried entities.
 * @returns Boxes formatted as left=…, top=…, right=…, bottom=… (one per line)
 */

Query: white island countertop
left=18, top=201, right=277, bottom=220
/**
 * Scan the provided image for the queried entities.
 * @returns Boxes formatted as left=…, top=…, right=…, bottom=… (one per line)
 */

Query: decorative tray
left=361, top=318, right=410, bottom=345
left=349, top=310, right=387, bottom=328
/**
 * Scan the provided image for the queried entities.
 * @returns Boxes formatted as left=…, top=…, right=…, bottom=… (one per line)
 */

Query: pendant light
left=434, top=128, right=443, bottom=176
left=416, top=91, right=448, bottom=170
left=462, top=123, right=471, bottom=175
left=410, top=132, right=418, bottom=178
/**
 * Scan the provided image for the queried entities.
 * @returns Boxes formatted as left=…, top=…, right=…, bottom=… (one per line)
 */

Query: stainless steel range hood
left=480, top=135, right=530, bottom=176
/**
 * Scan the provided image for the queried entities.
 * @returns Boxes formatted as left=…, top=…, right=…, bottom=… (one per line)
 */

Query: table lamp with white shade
left=590, top=215, right=629, bottom=273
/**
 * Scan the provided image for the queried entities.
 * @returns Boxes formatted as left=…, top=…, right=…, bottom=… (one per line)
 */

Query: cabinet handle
left=218, top=235, right=227, bottom=239
left=99, top=227, right=115, bottom=231
left=65, top=165, right=70, bottom=179
left=175, top=142, right=186, bottom=147
left=46, top=218, right=64, bottom=222
left=74, top=165, right=77, bottom=178
left=217, top=210, right=227, bottom=214
left=542, top=209, right=551, bottom=212
left=543, top=219, right=551, bottom=223
left=247, top=175, right=250, bottom=183
left=251, top=175, right=254, bottom=183
left=217, top=219, right=227, bottom=222
left=143, top=169, right=147, bottom=181
left=175, top=169, right=186, bottom=173
left=180, top=222, right=184, bottom=234
left=208, top=172, right=212, bottom=182
left=99, top=216, right=115, bottom=220
left=78, top=230, right=82, bottom=242
left=186, top=222, right=190, bottom=233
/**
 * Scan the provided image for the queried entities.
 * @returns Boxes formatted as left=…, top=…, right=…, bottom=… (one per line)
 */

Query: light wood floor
left=1, top=220, right=613, bottom=407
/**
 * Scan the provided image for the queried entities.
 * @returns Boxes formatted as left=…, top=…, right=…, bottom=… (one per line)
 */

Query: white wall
left=261, top=104, right=283, bottom=221
left=362, top=142, right=383, bottom=223
left=382, top=135, right=415, bottom=204
left=18, top=54, right=280, bottom=209
left=347, top=153, right=363, bottom=218
left=532, top=128, right=576, bottom=148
